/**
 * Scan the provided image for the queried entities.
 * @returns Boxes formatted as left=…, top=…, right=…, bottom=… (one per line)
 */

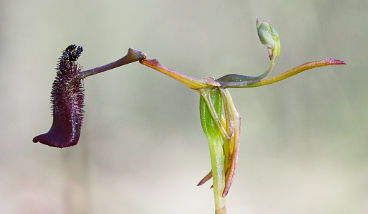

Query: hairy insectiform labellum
left=33, top=45, right=84, bottom=148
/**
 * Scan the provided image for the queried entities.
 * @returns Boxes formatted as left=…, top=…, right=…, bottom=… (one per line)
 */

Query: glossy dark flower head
left=33, top=44, right=84, bottom=148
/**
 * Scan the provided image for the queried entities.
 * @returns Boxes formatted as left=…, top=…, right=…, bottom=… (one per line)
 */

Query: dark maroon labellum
left=33, top=45, right=84, bottom=148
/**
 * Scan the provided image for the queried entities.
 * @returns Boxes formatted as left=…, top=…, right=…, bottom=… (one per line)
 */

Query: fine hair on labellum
left=33, top=44, right=84, bottom=148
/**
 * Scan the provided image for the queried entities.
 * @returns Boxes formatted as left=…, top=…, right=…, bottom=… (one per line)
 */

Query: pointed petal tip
left=197, top=170, right=213, bottom=186
left=325, top=58, right=346, bottom=65
left=197, top=180, right=209, bottom=186
left=222, top=189, right=229, bottom=197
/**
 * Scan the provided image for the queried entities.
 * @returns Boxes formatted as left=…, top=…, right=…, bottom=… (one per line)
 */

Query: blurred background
left=0, top=0, right=367, bottom=213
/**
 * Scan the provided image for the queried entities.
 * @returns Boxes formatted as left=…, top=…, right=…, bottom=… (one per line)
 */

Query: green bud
left=257, top=19, right=275, bottom=48
left=256, top=18, right=280, bottom=60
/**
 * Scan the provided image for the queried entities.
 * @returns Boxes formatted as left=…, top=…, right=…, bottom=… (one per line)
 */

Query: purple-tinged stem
left=140, top=58, right=220, bottom=90
left=79, top=48, right=146, bottom=78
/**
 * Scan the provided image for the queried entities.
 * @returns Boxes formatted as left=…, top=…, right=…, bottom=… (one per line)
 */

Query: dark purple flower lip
left=33, top=45, right=84, bottom=148
left=33, top=45, right=146, bottom=148
left=32, top=114, right=80, bottom=148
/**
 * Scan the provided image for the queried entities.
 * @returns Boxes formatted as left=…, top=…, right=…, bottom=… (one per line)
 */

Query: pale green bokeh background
left=1, top=0, right=367, bottom=213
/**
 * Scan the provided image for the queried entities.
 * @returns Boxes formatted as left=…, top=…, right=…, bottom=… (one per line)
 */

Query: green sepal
left=200, top=89, right=223, bottom=140
left=199, top=88, right=226, bottom=213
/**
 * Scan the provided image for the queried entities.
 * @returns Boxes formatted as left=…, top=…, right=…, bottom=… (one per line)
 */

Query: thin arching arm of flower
left=218, top=58, right=346, bottom=88
left=217, top=38, right=279, bottom=84
left=217, top=18, right=281, bottom=85
left=79, top=48, right=147, bottom=78
left=239, top=58, right=346, bottom=88
left=216, top=54, right=276, bottom=85
left=140, top=58, right=220, bottom=90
